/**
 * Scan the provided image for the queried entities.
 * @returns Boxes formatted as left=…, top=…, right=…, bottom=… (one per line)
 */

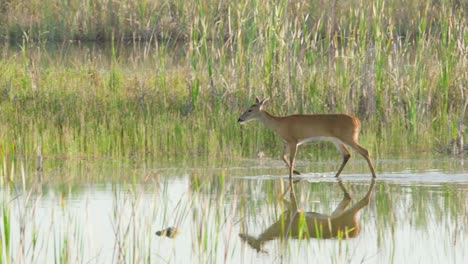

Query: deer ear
left=255, top=96, right=260, bottom=104
left=261, top=98, right=269, bottom=106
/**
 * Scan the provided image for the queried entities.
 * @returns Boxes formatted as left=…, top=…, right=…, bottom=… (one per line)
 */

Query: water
left=1, top=157, right=467, bottom=263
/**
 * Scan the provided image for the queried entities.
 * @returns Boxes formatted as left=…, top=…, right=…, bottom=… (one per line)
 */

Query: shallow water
left=1, top=157, right=467, bottom=263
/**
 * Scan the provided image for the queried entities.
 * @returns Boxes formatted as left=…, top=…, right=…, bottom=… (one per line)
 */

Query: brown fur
left=239, top=179, right=375, bottom=253
left=238, top=97, right=376, bottom=178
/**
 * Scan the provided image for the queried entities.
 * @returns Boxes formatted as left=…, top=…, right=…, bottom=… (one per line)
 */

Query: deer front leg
left=282, top=145, right=301, bottom=175
left=288, top=143, right=298, bottom=179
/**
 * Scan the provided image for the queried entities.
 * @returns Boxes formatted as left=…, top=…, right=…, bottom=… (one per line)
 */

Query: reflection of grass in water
left=374, top=180, right=467, bottom=257
left=0, top=161, right=467, bottom=262
left=240, top=179, right=467, bottom=261
left=1, top=200, right=11, bottom=261
left=0, top=0, right=466, bottom=162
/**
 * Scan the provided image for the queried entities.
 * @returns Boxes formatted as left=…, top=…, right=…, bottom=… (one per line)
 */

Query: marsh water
left=2, top=156, right=467, bottom=263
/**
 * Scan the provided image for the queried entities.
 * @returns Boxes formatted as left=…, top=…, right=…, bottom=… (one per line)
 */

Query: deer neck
left=258, top=110, right=281, bottom=132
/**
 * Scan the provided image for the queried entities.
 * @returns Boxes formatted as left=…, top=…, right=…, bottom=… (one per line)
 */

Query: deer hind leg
left=331, top=180, right=352, bottom=216
left=282, top=145, right=301, bottom=175
left=348, top=178, right=376, bottom=214
left=334, top=142, right=351, bottom=177
left=348, top=141, right=377, bottom=178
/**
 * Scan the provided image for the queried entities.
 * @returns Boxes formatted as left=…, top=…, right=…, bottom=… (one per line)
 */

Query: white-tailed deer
left=238, top=97, right=377, bottom=178
left=239, top=179, right=375, bottom=253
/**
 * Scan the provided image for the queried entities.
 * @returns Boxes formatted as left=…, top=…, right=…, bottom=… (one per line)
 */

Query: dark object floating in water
left=155, top=227, right=180, bottom=238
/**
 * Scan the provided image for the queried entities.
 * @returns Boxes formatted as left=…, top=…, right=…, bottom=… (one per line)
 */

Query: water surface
left=1, top=157, right=467, bottom=263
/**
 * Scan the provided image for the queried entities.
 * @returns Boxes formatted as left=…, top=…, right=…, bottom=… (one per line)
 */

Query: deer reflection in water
left=239, top=179, right=375, bottom=253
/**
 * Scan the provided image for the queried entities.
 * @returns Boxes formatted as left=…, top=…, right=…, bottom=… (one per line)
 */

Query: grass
left=0, top=0, right=466, bottom=164
left=1, top=2, right=466, bottom=261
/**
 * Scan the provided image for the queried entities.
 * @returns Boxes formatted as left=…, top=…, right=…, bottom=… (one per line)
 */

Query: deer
left=239, top=179, right=376, bottom=253
left=238, top=97, right=377, bottom=178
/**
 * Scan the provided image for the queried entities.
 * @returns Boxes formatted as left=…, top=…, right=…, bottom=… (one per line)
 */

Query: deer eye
left=248, top=110, right=252, bottom=112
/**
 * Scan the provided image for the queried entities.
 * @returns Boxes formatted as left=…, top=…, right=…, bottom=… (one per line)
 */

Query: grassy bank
left=0, top=0, right=466, bottom=163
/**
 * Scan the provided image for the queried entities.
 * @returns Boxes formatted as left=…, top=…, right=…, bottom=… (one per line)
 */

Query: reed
left=0, top=0, right=466, bottom=162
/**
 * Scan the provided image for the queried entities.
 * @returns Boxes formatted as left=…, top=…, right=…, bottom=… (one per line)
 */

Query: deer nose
left=238, top=118, right=243, bottom=122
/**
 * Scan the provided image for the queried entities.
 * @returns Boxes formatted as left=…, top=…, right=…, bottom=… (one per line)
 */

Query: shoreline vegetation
left=0, top=0, right=467, bottom=162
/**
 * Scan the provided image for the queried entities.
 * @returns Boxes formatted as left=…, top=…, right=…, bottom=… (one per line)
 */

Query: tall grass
left=0, top=0, right=466, bottom=162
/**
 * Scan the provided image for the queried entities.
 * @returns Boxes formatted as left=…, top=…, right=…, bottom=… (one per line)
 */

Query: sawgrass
left=0, top=0, right=466, bottom=162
